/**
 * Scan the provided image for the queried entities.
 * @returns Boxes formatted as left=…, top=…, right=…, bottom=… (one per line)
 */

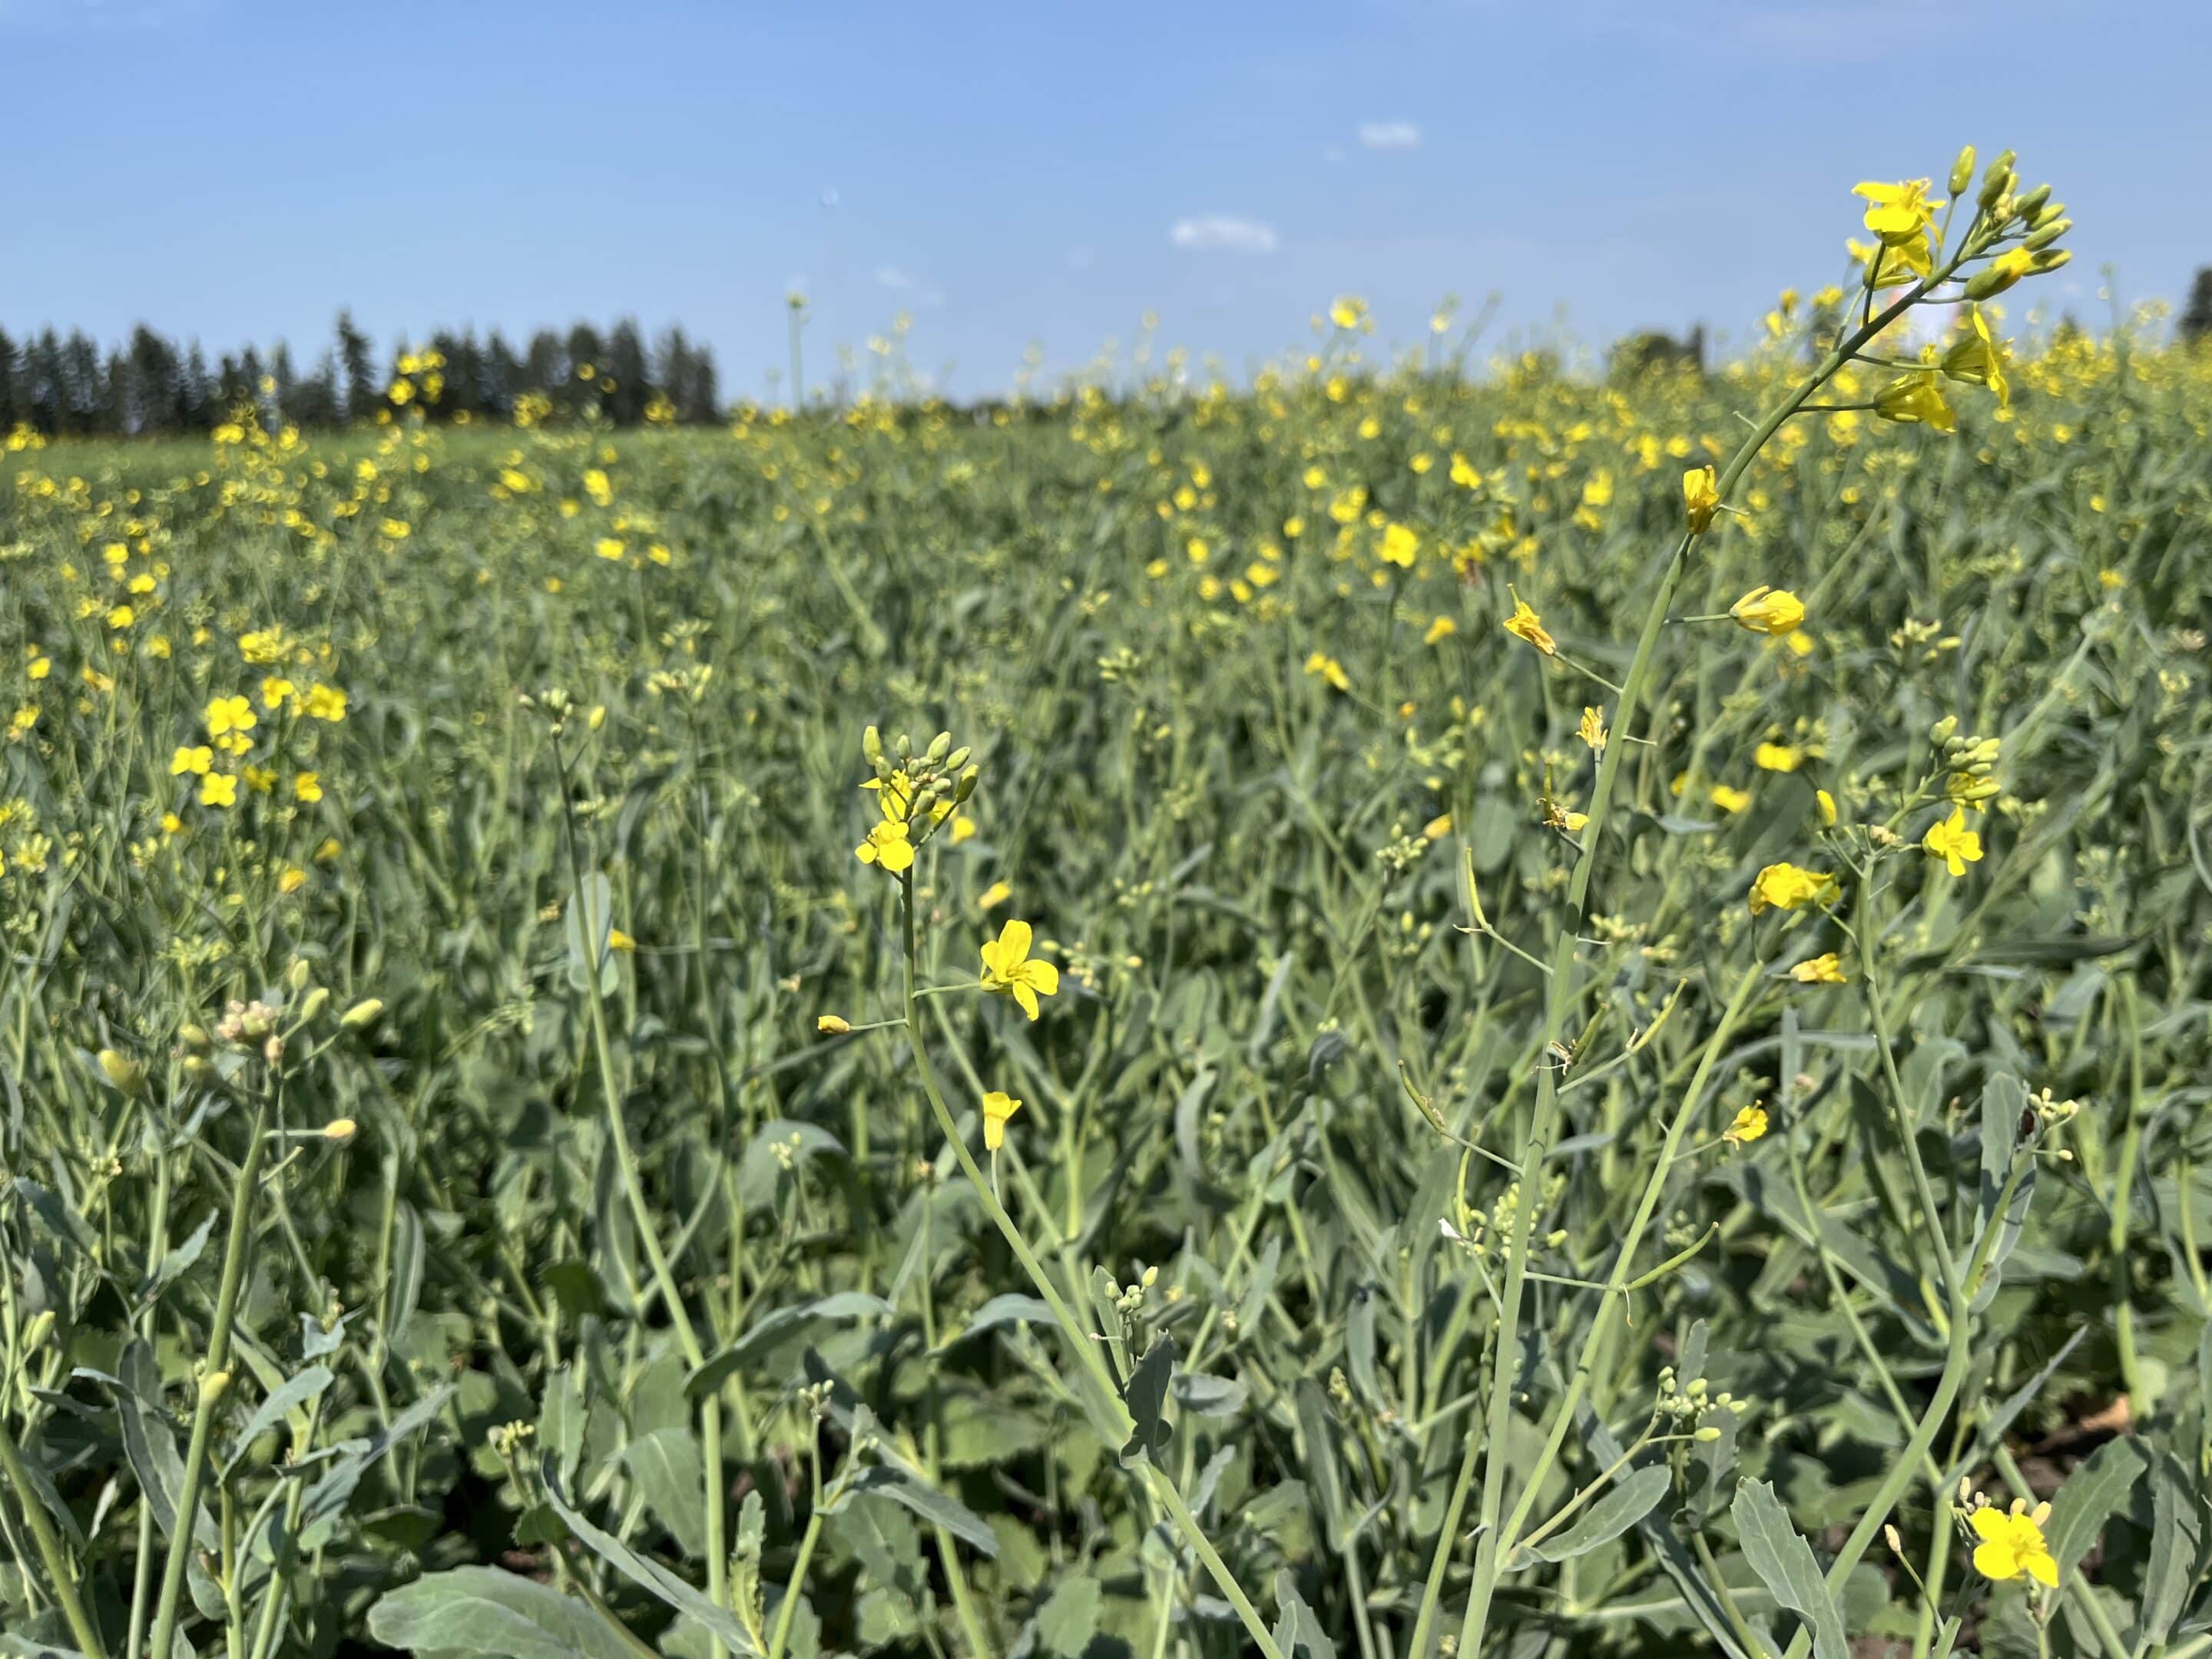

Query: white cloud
left=1065, top=247, right=1095, bottom=270
left=1357, top=121, right=1421, bottom=151
left=875, top=265, right=913, bottom=290
left=1170, top=214, right=1279, bottom=254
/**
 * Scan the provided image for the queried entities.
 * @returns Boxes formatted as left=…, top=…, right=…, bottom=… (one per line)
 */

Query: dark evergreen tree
left=336, top=310, right=378, bottom=420
left=2181, top=268, right=2212, bottom=346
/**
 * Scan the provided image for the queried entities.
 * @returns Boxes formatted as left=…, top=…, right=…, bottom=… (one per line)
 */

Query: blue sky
left=7, top=0, right=2207, bottom=397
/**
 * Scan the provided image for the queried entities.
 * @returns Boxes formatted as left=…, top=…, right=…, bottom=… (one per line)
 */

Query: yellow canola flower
left=199, top=773, right=240, bottom=810
left=979, top=880, right=1013, bottom=911
left=1304, top=651, right=1350, bottom=692
left=1502, top=591, right=1555, bottom=657
left=979, top=919, right=1058, bottom=1021
left=856, top=819, right=913, bottom=874
left=204, top=694, right=257, bottom=739
left=1722, top=1104, right=1769, bottom=1147
left=1942, top=307, right=2012, bottom=408
left=982, top=1089, right=1024, bottom=1151
left=1971, top=1505, right=2058, bottom=1588
left=171, top=744, right=214, bottom=777
left=1422, top=616, right=1457, bottom=646
left=1876, top=373, right=1958, bottom=432
left=1816, top=789, right=1839, bottom=828
left=1577, top=707, right=1607, bottom=753
left=1748, top=862, right=1837, bottom=916
left=1682, top=465, right=1720, bottom=533
left=1923, top=807, right=1984, bottom=876
left=1730, top=586, right=1806, bottom=636
left=1379, top=522, right=1419, bottom=568
left=1790, top=953, right=1847, bottom=984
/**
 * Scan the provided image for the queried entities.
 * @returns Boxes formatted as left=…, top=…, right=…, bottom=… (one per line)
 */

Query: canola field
left=2, top=152, right=2210, bottom=1659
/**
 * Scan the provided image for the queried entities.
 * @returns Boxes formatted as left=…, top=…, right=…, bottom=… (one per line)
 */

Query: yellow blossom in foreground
left=1790, top=953, right=1847, bottom=984
left=198, top=773, right=239, bottom=809
left=1422, top=615, right=1457, bottom=646
left=1710, top=785, right=1751, bottom=815
left=949, top=814, right=977, bottom=845
left=1683, top=465, right=1720, bottom=533
left=305, top=684, right=348, bottom=722
left=816, top=1014, right=851, bottom=1035
left=856, top=819, right=914, bottom=874
left=1972, top=1505, right=2058, bottom=1588
left=979, top=919, right=1058, bottom=1021
left=1754, top=742, right=1805, bottom=773
left=293, top=773, right=323, bottom=803
left=1816, top=789, right=1839, bottom=828
left=171, top=744, right=213, bottom=777
left=1749, top=862, right=1836, bottom=916
left=1730, top=587, right=1806, bottom=635
left=982, top=1089, right=1024, bottom=1150
left=1502, top=591, right=1555, bottom=657
left=1723, top=1104, right=1769, bottom=1147
left=608, top=928, right=636, bottom=952
left=1876, top=373, right=1957, bottom=432
left=1923, top=807, right=1983, bottom=876
left=204, top=694, right=257, bottom=739
left=1379, top=522, right=1420, bottom=568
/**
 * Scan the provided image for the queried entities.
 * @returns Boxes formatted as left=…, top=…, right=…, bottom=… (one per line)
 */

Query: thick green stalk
left=147, top=1092, right=273, bottom=1659
left=0, top=1411, right=108, bottom=1658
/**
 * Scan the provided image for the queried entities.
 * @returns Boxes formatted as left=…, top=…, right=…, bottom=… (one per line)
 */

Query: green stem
left=147, top=1091, right=274, bottom=1659
left=0, top=1411, right=109, bottom=1658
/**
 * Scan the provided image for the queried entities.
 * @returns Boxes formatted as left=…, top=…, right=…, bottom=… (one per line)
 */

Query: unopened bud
left=22, top=1310, right=54, bottom=1353
left=199, top=1370, right=232, bottom=1407
left=1886, top=1524, right=1906, bottom=1555
left=1947, top=145, right=1976, bottom=196
left=926, top=732, right=952, bottom=763
left=296, top=986, right=330, bottom=1023
left=178, top=1024, right=211, bottom=1054
left=286, top=958, right=312, bottom=992
left=893, top=732, right=912, bottom=760
left=98, top=1048, right=147, bottom=1098
left=1929, top=714, right=1958, bottom=747
left=338, top=997, right=384, bottom=1031
left=944, top=747, right=970, bottom=771
left=2012, top=184, right=2050, bottom=220
left=182, top=1055, right=220, bottom=1086
left=816, top=1014, right=852, bottom=1035
left=954, top=764, right=979, bottom=804
left=862, top=724, right=883, bottom=765
left=320, top=1118, right=357, bottom=1144
left=263, top=1035, right=284, bottom=1067
left=2023, top=218, right=2069, bottom=253
left=2030, top=248, right=2071, bottom=275
left=1694, top=1426, right=1722, bottom=1442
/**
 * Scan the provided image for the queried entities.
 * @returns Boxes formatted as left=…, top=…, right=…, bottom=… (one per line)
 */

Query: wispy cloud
left=874, top=265, right=913, bottom=291
left=1170, top=214, right=1279, bottom=254
left=1357, top=121, right=1421, bottom=151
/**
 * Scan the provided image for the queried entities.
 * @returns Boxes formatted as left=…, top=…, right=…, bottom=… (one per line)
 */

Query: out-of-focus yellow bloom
left=1748, top=862, right=1836, bottom=916
left=1816, top=789, right=1839, bottom=828
left=816, top=1014, right=851, bottom=1035
left=306, top=684, right=348, bottom=722
left=1379, top=522, right=1420, bottom=568
left=1730, top=587, right=1806, bottom=635
left=1683, top=465, right=1720, bottom=533
left=1790, top=953, right=1846, bottom=984
left=198, top=773, right=239, bottom=809
left=1304, top=651, right=1350, bottom=691
left=1710, top=784, right=1751, bottom=814
left=1754, top=742, right=1804, bottom=773
left=1329, top=296, right=1368, bottom=329
left=856, top=819, right=914, bottom=873
left=1876, top=373, right=1957, bottom=432
left=1722, top=1104, right=1769, bottom=1147
left=204, top=694, right=257, bottom=739
left=1942, top=307, right=2011, bottom=407
left=1578, top=706, right=1607, bottom=753
left=979, top=919, right=1058, bottom=1021
left=1423, top=616, right=1457, bottom=646
left=293, top=773, right=323, bottom=803
left=1923, top=807, right=1983, bottom=876
left=979, top=880, right=1013, bottom=911
left=171, top=744, right=213, bottom=777
left=982, top=1089, right=1024, bottom=1150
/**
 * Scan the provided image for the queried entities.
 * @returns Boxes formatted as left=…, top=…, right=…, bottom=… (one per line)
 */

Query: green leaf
left=366, top=1566, right=642, bottom=1658
left=222, top=1363, right=333, bottom=1476
left=623, top=1425, right=707, bottom=1559
left=687, top=1293, right=893, bottom=1399
left=843, top=1465, right=999, bottom=1557
left=1119, top=1336, right=1177, bottom=1465
left=830, top=1492, right=926, bottom=1598
left=2140, top=1451, right=2203, bottom=1646
left=540, top=1456, right=760, bottom=1653
left=141, top=1208, right=216, bottom=1303
left=945, top=1293, right=1054, bottom=1346
left=1520, top=1465, right=1673, bottom=1566
left=1732, top=1479, right=1848, bottom=1659
left=1294, top=1379, right=1345, bottom=1551
left=298, top=1383, right=455, bottom=1549
left=1271, top=1568, right=1338, bottom=1659
left=2044, top=1435, right=2151, bottom=1572
left=1033, top=1575, right=1103, bottom=1657
left=387, top=1198, right=427, bottom=1339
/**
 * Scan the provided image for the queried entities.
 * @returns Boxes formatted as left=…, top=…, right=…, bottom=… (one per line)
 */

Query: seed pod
left=338, top=997, right=385, bottom=1030
left=1947, top=144, right=1976, bottom=195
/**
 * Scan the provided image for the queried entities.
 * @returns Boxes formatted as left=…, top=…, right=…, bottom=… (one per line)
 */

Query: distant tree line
left=0, top=312, right=720, bottom=436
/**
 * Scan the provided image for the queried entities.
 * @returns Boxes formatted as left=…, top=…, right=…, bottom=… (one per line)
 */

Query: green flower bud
left=1929, top=714, right=1958, bottom=747
left=954, top=764, right=979, bottom=804
left=178, top=1024, right=211, bottom=1053
left=1947, top=144, right=1976, bottom=196
left=296, top=986, right=331, bottom=1023
left=2012, top=183, right=2050, bottom=220
left=945, top=746, right=970, bottom=772
left=1694, top=1426, right=1723, bottom=1442
left=862, top=724, right=883, bottom=765
left=198, top=1369, right=232, bottom=1408
left=182, top=1055, right=220, bottom=1087
left=926, top=731, right=952, bottom=763
left=286, top=958, right=312, bottom=992
left=22, top=1310, right=55, bottom=1354
left=2031, top=248, right=2071, bottom=275
left=98, top=1048, right=147, bottom=1098
left=893, top=732, right=912, bottom=760
left=339, top=997, right=385, bottom=1031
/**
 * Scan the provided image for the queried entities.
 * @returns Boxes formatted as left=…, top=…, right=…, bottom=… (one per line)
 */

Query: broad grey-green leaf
left=1272, top=1568, right=1338, bottom=1659
left=540, top=1456, right=760, bottom=1653
left=1119, top=1336, right=1177, bottom=1465
left=386, top=1199, right=427, bottom=1340
left=2045, top=1435, right=2151, bottom=1573
left=843, top=1465, right=998, bottom=1558
left=1345, top=1283, right=1382, bottom=1408
left=298, top=1383, right=455, bottom=1548
left=143, top=1208, right=217, bottom=1302
left=1520, top=1465, right=1672, bottom=1565
left=947, top=1293, right=1054, bottom=1346
left=1294, top=1379, right=1345, bottom=1551
left=687, top=1293, right=893, bottom=1399
left=1034, top=1574, right=1103, bottom=1657
left=830, top=1491, right=925, bottom=1597
left=366, top=1566, right=640, bottom=1658
left=2140, top=1451, right=2203, bottom=1646
left=222, top=1363, right=333, bottom=1475
left=623, top=1425, right=707, bottom=1559
left=1733, top=1479, right=1847, bottom=1659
